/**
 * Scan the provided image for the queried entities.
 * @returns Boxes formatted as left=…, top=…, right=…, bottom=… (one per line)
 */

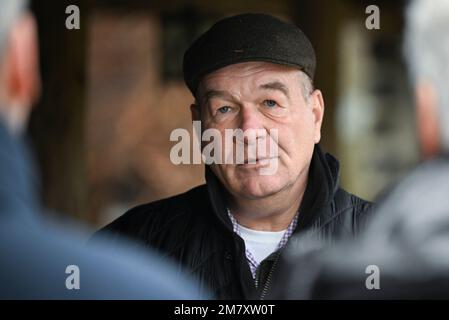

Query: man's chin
left=232, top=178, right=287, bottom=200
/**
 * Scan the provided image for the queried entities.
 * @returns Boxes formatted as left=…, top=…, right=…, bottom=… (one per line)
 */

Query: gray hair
left=298, top=70, right=314, bottom=103
left=0, top=0, right=28, bottom=59
left=404, top=0, right=449, bottom=152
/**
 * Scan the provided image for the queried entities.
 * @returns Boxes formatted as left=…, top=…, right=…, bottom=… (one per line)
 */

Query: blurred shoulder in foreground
left=0, top=0, right=206, bottom=300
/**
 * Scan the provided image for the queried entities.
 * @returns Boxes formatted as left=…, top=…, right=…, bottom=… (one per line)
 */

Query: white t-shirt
left=237, top=223, right=287, bottom=264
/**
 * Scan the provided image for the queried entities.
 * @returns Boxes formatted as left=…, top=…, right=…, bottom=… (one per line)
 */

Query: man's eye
left=263, top=100, right=278, bottom=108
left=217, top=106, right=231, bottom=114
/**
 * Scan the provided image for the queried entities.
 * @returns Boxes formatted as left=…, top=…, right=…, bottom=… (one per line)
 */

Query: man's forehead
left=198, top=62, right=301, bottom=93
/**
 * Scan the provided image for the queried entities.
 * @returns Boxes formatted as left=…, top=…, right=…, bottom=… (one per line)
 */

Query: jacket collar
left=205, top=144, right=341, bottom=233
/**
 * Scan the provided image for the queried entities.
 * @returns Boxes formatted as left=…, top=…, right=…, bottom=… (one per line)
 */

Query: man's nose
left=237, top=106, right=266, bottom=145
left=239, top=106, right=263, bottom=132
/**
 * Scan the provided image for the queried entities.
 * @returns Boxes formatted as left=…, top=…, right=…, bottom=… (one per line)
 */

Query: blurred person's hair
left=0, top=0, right=28, bottom=59
left=404, top=0, right=449, bottom=152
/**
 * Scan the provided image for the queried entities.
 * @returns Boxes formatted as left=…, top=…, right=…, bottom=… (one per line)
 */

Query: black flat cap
left=183, top=13, right=316, bottom=96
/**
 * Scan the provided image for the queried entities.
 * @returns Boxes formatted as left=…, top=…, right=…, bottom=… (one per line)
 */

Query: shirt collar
left=227, top=208, right=299, bottom=279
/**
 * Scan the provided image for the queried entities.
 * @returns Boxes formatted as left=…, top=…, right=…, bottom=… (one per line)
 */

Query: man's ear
left=310, top=89, right=325, bottom=144
left=190, top=103, right=201, bottom=121
left=416, top=80, right=441, bottom=159
left=6, top=13, right=41, bottom=109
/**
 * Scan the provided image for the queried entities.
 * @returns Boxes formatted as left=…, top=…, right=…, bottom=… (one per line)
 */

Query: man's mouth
left=238, top=157, right=278, bottom=166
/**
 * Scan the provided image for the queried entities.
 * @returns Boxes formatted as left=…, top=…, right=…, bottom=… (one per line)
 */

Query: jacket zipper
left=258, top=253, right=280, bottom=300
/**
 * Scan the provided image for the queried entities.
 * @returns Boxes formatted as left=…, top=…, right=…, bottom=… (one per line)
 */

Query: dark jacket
left=96, top=144, right=372, bottom=299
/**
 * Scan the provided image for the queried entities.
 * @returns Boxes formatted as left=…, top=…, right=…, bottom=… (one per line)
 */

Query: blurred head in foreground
left=405, top=0, right=449, bottom=159
left=0, top=0, right=40, bottom=135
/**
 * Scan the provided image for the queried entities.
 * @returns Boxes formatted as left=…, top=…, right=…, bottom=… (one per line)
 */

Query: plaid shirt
left=227, top=208, right=299, bottom=279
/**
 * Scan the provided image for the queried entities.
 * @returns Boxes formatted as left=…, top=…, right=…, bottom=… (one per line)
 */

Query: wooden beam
left=28, top=0, right=89, bottom=221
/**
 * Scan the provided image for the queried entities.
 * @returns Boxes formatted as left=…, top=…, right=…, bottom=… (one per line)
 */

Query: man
left=271, top=0, right=449, bottom=299
left=97, top=13, right=371, bottom=299
left=0, top=0, right=204, bottom=299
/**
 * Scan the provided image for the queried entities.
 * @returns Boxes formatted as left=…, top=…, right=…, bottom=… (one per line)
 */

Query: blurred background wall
left=27, top=0, right=418, bottom=228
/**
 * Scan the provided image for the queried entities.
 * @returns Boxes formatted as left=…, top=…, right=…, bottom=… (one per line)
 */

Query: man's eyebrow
left=201, top=89, right=232, bottom=103
left=259, top=81, right=290, bottom=98
left=200, top=81, right=289, bottom=103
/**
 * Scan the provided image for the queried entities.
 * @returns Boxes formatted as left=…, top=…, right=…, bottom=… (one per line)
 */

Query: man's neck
left=228, top=169, right=308, bottom=232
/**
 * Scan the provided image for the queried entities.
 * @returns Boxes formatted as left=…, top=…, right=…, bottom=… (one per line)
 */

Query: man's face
left=193, top=61, right=324, bottom=200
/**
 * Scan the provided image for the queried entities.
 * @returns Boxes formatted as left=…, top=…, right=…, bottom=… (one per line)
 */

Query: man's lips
left=238, top=157, right=278, bottom=166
